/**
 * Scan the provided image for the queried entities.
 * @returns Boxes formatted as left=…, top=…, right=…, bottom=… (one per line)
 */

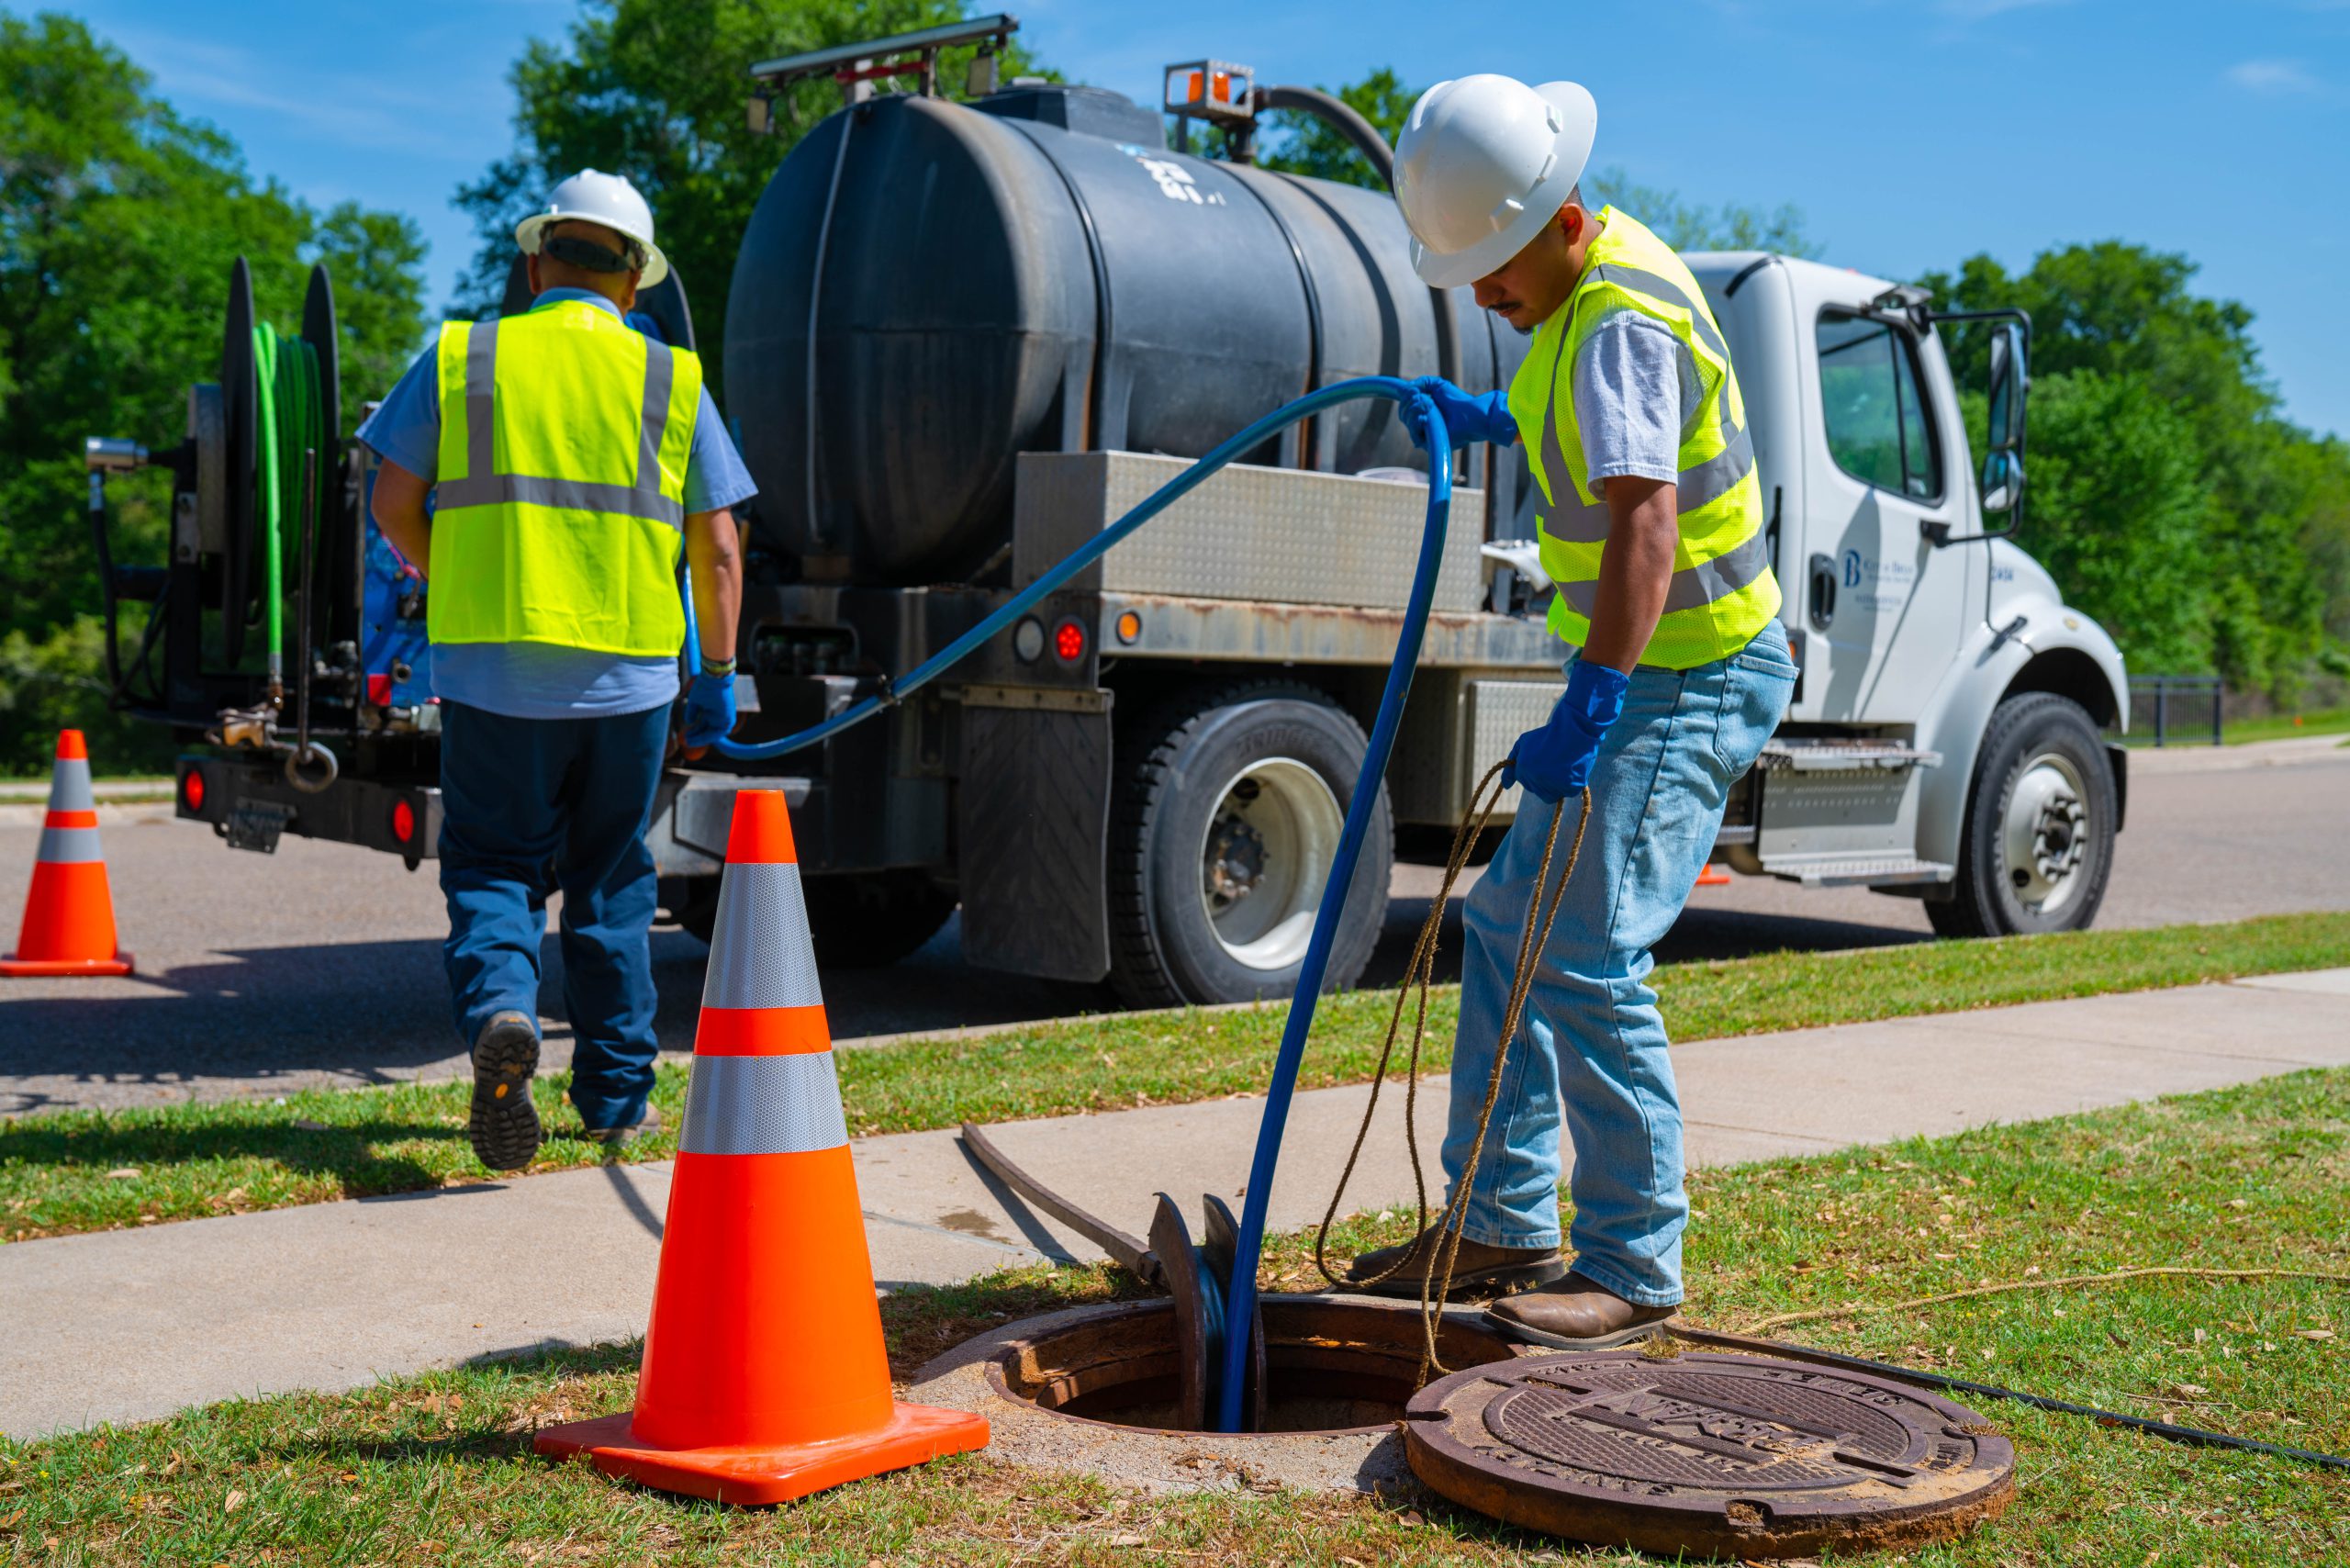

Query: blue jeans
left=438, top=700, right=668, bottom=1131
left=1441, top=620, right=1796, bottom=1305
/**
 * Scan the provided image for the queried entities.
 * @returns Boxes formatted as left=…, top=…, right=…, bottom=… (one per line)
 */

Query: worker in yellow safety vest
left=1344, top=76, right=1797, bottom=1348
left=362, top=171, right=755, bottom=1172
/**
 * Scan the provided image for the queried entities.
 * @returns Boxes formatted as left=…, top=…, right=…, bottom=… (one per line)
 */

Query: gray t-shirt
left=1570, top=308, right=1701, bottom=490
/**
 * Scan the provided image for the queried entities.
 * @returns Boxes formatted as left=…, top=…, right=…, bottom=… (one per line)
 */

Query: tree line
left=1, top=6, right=2341, bottom=773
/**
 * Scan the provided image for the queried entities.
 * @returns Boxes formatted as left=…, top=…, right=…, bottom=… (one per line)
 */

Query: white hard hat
left=514, top=169, right=669, bottom=288
left=1393, top=75, right=1597, bottom=288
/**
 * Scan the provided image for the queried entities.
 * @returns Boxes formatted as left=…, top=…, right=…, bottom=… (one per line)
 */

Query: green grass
left=2112, top=704, right=2350, bottom=747
left=2224, top=706, right=2350, bottom=745
left=5, top=911, right=2346, bottom=1244
left=6, top=1069, right=2345, bottom=1565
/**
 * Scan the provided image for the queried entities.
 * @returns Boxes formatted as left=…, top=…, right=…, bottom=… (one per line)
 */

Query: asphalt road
left=4, top=736, right=2344, bottom=1117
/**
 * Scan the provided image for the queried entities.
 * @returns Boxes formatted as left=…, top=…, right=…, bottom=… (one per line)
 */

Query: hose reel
left=187, top=258, right=349, bottom=786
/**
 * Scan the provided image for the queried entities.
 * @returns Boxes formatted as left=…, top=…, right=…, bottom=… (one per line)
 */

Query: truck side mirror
left=1979, top=449, right=2023, bottom=514
left=1978, top=320, right=2028, bottom=516
left=1985, top=321, right=2027, bottom=454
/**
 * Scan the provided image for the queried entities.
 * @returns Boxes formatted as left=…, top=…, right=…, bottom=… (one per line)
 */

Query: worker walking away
left=361, top=171, right=755, bottom=1170
left=1346, top=77, right=1796, bottom=1346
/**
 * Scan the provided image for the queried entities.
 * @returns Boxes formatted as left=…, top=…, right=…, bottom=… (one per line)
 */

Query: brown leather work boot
left=1340, top=1225, right=1566, bottom=1301
left=1484, top=1271, right=1679, bottom=1349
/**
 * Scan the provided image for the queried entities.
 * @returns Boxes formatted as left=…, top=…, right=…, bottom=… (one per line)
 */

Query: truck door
left=1803, top=311, right=1967, bottom=722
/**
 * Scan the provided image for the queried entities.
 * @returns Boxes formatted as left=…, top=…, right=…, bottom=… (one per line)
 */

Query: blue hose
left=713, top=375, right=1457, bottom=1437
left=713, top=377, right=1448, bottom=764
left=1210, top=410, right=1455, bottom=1432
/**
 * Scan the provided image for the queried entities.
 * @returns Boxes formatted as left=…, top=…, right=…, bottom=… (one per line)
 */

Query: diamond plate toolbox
left=1013, top=451, right=1487, bottom=613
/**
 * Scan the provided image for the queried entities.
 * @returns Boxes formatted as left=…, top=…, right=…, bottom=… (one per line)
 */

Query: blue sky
left=62, top=0, right=2350, bottom=435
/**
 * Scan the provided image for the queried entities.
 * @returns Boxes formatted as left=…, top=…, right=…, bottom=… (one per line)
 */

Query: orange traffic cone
left=3, top=731, right=133, bottom=977
left=535, top=790, right=988, bottom=1503
left=1695, top=864, right=1731, bottom=887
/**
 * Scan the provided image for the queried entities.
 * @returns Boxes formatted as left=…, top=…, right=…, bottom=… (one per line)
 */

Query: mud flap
left=957, top=690, right=1113, bottom=981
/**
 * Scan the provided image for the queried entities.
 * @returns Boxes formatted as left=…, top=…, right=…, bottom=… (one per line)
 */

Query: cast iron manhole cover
left=1405, top=1350, right=2015, bottom=1559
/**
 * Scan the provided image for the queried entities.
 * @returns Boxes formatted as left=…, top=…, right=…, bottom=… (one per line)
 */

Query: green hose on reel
left=250, top=321, right=329, bottom=689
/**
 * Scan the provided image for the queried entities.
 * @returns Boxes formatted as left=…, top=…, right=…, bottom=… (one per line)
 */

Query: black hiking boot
left=468, top=1011, right=542, bottom=1171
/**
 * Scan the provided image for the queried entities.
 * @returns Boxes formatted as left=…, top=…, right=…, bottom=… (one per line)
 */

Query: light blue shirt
left=355, top=288, right=758, bottom=720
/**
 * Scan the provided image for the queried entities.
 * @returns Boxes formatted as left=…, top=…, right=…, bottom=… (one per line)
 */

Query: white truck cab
left=1694, top=252, right=2128, bottom=935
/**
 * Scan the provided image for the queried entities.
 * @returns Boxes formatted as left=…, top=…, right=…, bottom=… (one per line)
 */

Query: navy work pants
left=438, top=700, right=667, bottom=1130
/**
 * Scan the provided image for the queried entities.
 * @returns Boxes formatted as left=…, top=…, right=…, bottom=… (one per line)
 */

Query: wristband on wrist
left=699, top=656, right=736, bottom=678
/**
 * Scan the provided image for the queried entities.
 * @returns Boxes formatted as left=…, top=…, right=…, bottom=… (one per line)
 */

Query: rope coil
left=1309, top=760, right=1593, bottom=1389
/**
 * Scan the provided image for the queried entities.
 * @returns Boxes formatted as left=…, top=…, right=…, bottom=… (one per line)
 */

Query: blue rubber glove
left=1504, top=660, right=1629, bottom=804
left=682, top=670, right=738, bottom=751
left=1400, top=375, right=1519, bottom=452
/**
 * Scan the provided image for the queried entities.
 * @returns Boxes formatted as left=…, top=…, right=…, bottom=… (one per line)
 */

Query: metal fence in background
left=2125, top=676, right=2225, bottom=746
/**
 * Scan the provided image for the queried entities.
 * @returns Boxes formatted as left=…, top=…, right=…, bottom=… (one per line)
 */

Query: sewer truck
left=95, top=17, right=2128, bottom=1009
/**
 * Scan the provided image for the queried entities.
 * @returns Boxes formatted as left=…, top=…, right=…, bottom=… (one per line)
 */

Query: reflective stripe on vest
left=428, top=298, right=701, bottom=656
left=1508, top=207, right=1781, bottom=669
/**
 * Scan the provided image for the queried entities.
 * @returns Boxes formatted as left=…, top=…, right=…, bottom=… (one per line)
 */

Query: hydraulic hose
left=712, top=378, right=1455, bottom=1433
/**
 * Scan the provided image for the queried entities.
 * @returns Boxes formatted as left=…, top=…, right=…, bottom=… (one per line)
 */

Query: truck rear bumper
left=178, top=752, right=442, bottom=861
left=176, top=752, right=811, bottom=873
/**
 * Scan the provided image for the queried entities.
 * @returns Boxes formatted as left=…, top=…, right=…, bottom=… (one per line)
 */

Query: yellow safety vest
left=1509, top=207, right=1780, bottom=668
left=429, top=297, right=702, bottom=656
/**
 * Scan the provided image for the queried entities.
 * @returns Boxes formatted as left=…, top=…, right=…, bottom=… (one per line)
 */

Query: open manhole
left=995, top=1294, right=1514, bottom=1432
left=907, top=1294, right=1520, bottom=1494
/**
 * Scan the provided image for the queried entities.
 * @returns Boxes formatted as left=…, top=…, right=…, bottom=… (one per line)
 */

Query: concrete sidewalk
left=5, top=970, right=2346, bottom=1438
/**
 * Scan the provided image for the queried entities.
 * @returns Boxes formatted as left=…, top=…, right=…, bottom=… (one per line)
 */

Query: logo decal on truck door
left=1841, top=548, right=1918, bottom=610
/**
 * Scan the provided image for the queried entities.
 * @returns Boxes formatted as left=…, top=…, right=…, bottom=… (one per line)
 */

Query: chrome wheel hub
left=2003, top=751, right=2088, bottom=917
left=1198, top=757, right=1342, bottom=971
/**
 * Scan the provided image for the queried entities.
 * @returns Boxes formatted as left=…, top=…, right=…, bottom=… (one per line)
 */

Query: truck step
left=1759, top=738, right=1942, bottom=773
left=1756, top=852, right=1955, bottom=888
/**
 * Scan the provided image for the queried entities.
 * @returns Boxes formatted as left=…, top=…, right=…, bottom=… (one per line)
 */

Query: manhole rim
left=971, top=1292, right=1516, bottom=1439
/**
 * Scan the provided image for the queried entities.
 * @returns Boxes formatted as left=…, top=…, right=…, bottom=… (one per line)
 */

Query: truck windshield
left=1817, top=313, right=1942, bottom=502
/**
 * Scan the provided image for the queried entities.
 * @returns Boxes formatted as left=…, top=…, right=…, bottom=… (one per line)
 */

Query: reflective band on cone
left=533, top=789, right=987, bottom=1503
left=3, top=731, right=133, bottom=978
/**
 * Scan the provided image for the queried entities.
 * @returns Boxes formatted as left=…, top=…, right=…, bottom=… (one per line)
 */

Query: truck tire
left=1109, top=682, right=1393, bottom=1009
left=1930, top=692, right=2117, bottom=939
left=672, top=868, right=956, bottom=969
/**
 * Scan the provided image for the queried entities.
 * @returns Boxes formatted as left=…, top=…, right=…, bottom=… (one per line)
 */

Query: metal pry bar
left=957, top=1121, right=1162, bottom=1288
